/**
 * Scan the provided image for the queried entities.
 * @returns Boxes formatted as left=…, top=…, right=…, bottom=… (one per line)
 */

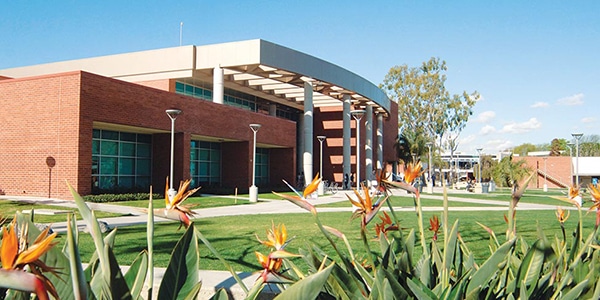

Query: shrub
left=83, top=192, right=162, bottom=203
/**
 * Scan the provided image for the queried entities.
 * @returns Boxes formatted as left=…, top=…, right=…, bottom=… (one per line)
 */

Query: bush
left=82, top=192, right=161, bottom=203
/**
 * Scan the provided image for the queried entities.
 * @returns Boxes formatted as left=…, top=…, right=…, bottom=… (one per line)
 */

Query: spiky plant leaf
left=158, top=224, right=199, bottom=300
left=466, top=238, right=516, bottom=294
left=124, top=251, right=148, bottom=300
left=273, top=264, right=334, bottom=300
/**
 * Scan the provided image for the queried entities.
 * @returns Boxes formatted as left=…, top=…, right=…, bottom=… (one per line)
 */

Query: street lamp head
left=249, top=123, right=262, bottom=133
left=476, top=148, right=483, bottom=153
left=165, top=109, right=182, bottom=120
left=426, top=142, right=433, bottom=148
left=317, top=135, right=326, bottom=142
left=572, top=133, right=583, bottom=140
left=350, top=109, right=366, bottom=120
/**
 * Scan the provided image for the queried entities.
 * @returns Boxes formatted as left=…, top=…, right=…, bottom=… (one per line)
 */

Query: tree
left=444, top=134, right=460, bottom=184
left=381, top=57, right=479, bottom=152
left=480, top=155, right=497, bottom=182
left=394, top=134, right=413, bottom=165
left=512, top=143, right=537, bottom=156
left=549, top=138, right=563, bottom=156
left=578, top=134, right=600, bottom=157
left=492, top=155, right=531, bottom=187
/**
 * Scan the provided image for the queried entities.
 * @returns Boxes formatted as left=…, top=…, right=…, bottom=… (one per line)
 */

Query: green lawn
left=316, top=194, right=506, bottom=208
left=0, top=200, right=123, bottom=223
left=4, top=188, right=597, bottom=276
left=115, top=195, right=254, bottom=209
left=57, top=206, right=597, bottom=274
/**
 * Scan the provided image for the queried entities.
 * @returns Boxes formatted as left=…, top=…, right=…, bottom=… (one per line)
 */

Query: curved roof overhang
left=191, top=39, right=391, bottom=116
left=0, top=39, right=391, bottom=116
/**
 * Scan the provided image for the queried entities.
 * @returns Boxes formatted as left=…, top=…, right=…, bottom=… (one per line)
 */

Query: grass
left=0, top=200, right=123, bottom=223
left=4, top=188, right=597, bottom=276
left=316, top=193, right=506, bottom=208
left=57, top=204, right=597, bottom=274
left=115, top=195, right=254, bottom=209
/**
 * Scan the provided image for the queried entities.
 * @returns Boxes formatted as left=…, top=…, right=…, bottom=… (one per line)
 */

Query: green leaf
left=274, top=264, right=334, bottom=300
left=158, top=225, right=200, bottom=300
left=68, top=183, right=112, bottom=285
left=124, top=251, right=148, bottom=300
left=208, top=287, right=229, bottom=300
left=443, top=220, right=460, bottom=271
left=513, top=239, right=551, bottom=296
left=466, top=238, right=516, bottom=294
left=382, top=268, right=410, bottom=298
left=407, top=276, right=437, bottom=300
left=66, top=213, right=88, bottom=299
left=561, top=279, right=588, bottom=300
left=245, top=277, right=265, bottom=300
left=182, top=282, right=202, bottom=300
left=326, top=261, right=364, bottom=299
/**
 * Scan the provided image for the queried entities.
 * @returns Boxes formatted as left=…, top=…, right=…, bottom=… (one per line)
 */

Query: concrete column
left=297, top=114, right=304, bottom=181
left=269, top=103, right=277, bottom=116
left=343, top=94, right=351, bottom=188
left=303, top=81, right=313, bottom=184
left=365, top=106, right=373, bottom=184
left=213, top=66, right=224, bottom=104
left=377, top=113, right=384, bottom=170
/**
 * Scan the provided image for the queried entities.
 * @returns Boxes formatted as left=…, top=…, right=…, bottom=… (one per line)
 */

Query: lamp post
left=317, top=135, right=326, bottom=195
left=249, top=124, right=261, bottom=203
left=476, top=148, right=483, bottom=185
left=566, top=142, right=574, bottom=184
left=543, top=156, right=548, bottom=192
left=165, top=109, right=182, bottom=201
left=350, top=110, right=366, bottom=189
left=572, top=133, right=583, bottom=186
left=426, top=142, right=433, bottom=194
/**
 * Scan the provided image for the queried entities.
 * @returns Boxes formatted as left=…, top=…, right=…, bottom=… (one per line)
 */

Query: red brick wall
left=519, top=156, right=572, bottom=188
left=313, top=101, right=398, bottom=184
left=0, top=72, right=83, bottom=198
left=1, top=71, right=297, bottom=198
left=270, top=147, right=295, bottom=188
left=221, top=142, right=250, bottom=190
left=383, top=101, right=399, bottom=163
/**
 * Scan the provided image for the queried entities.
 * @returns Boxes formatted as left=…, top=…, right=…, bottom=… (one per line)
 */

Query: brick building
left=0, top=40, right=398, bottom=199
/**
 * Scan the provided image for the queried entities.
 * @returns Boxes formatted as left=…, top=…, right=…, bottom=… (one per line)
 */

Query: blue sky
left=1, top=1, right=598, bottom=155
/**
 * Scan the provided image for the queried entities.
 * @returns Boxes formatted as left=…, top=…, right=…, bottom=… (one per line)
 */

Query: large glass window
left=190, top=140, right=221, bottom=187
left=255, top=148, right=270, bottom=185
left=175, top=82, right=213, bottom=101
left=175, top=81, right=300, bottom=121
left=92, top=129, right=152, bottom=193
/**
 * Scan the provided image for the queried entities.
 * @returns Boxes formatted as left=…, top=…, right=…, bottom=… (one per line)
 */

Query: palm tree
left=492, top=155, right=531, bottom=187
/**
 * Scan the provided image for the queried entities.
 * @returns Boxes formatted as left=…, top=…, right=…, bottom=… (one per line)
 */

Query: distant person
left=343, top=173, right=349, bottom=189
left=432, top=174, right=436, bottom=187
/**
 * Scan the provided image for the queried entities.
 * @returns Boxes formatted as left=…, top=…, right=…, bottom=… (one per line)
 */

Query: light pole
left=166, top=109, right=182, bottom=201
left=572, top=133, right=583, bottom=186
left=317, top=135, right=326, bottom=195
left=566, top=142, right=574, bottom=184
left=426, top=142, right=433, bottom=194
left=350, top=110, right=366, bottom=189
left=543, top=156, right=548, bottom=192
left=476, top=148, right=483, bottom=185
left=249, top=124, right=261, bottom=203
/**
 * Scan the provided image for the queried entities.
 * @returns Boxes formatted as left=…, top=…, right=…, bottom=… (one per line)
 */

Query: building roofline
left=0, top=39, right=391, bottom=115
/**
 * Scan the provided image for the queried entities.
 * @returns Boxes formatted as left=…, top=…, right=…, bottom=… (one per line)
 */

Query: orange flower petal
left=1, top=222, right=18, bottom=269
